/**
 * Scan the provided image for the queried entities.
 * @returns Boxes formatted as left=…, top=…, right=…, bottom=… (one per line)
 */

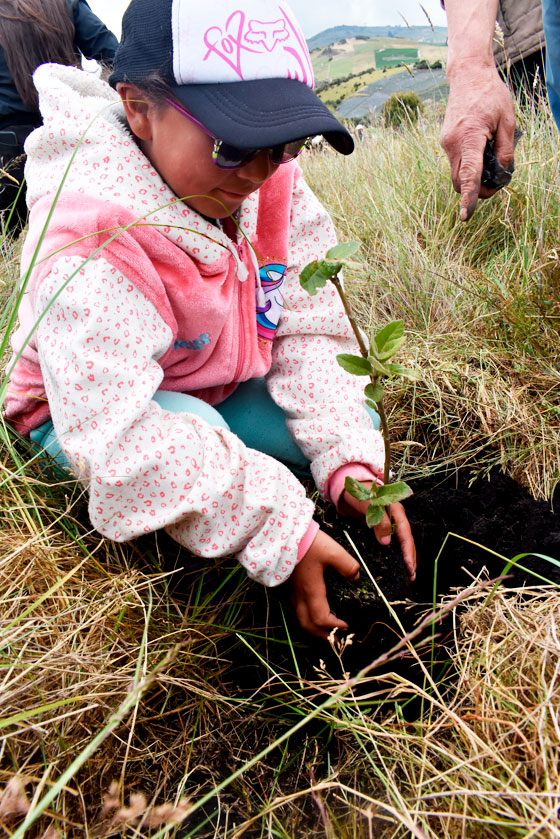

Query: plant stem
left=376, top=399, right=392, bottom=485
left=331, top=274, right=392, bottom=485
left=331, top=275, right=369, bottom=359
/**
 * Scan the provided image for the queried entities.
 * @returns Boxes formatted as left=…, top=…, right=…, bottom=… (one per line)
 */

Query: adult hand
left=290, top=529, right=360, bottom=639
left=342, top=487, right=417, bottom=581
left=440, top=62, right=516, bottom=221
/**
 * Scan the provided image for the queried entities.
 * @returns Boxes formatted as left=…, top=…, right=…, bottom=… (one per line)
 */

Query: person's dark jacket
left=0, top=0, right=118, bottom=232
left=0, top=0, right=118, bottom=120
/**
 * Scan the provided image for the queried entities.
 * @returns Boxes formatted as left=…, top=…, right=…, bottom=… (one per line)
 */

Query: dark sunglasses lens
left=213, top=138, right=309, bottom=169
left=270, top=139, right=308, bottom=164
left=215, top=143, right=259, bottom=170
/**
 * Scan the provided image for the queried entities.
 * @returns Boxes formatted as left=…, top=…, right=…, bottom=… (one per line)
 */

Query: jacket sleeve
left=266, top=172, right=386, bottom=496
left=34, top=253, right=314, bottom=586
left=71, top=0, right=119, bottom=62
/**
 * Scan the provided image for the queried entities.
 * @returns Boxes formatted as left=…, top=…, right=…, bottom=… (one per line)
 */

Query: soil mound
left=263, top=468, right=560, bottom=683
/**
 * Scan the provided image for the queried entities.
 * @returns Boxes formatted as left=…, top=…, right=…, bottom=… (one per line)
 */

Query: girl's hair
left=0, top=0, right=80, bottom=110
left=132, top=72, right=174, bottom=109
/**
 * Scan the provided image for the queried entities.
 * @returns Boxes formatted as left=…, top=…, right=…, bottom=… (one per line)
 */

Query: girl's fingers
left=312, top=529, right=361, bottom=580
left=373, top=503, right=417, bottom=581
left=373, top=509, right=392, bottom=546
left=328, top=551, right=360, bottom=581
left=294, top=591, right=348, bottom=639
left=390, top=503, right=417, bottom=580
left=291, top=530, right=356, bottom=637
left=303, top=559, right=351, bottom=635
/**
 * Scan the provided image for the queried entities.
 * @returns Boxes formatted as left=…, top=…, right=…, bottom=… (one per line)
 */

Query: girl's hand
left=290, top=529, right=360, bottom=639
left=342, top=485, right=417, bottom=582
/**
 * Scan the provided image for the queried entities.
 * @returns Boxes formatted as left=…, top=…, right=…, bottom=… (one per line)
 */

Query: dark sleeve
left=71, top=0, right=119, bottom=62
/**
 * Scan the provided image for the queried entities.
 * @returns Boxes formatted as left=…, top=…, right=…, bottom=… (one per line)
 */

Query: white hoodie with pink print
left=5, top=64, right=385, bottom=586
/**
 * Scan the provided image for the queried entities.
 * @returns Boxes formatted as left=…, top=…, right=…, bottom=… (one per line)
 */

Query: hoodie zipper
left=234, top=242, right=247, bottom=381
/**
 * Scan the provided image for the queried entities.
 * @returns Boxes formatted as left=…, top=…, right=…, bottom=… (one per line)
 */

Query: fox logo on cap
left=245, top=19, right=290, bottom=52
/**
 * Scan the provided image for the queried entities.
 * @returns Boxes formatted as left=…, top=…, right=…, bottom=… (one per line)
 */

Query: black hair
left=0, top=0, right=79, bottom=111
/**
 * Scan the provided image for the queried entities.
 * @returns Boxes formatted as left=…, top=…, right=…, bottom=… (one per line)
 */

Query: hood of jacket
left=24, top=63, right=260, bottom=271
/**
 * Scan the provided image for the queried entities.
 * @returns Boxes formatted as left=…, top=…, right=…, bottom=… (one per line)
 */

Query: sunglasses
left=165, top=98, right=308, bottom=170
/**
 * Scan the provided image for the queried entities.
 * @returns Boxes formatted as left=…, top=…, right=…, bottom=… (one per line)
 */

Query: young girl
left=5, top=0, right=415, bottom=638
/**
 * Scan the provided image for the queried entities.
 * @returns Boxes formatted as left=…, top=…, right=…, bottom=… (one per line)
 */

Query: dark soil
left=248, top=467, right=560, bottom=684
left=167, top=466, right=559, bottom=690
left=326, top=467, right=559, bottom=627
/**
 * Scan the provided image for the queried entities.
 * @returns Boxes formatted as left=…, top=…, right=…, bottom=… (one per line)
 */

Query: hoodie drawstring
left=231, top=240, right=265, bottom=308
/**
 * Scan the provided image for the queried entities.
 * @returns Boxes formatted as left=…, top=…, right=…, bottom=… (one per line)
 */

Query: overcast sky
left=88, top=0, right=447, bottom=41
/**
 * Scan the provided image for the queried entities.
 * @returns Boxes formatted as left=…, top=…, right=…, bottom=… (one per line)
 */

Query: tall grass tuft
left=303, top=92, right=559, bottom=500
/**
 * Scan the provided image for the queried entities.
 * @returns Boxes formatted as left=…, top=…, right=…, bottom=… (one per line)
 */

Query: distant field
left=317, top=66, right=403, bottom=105
left=312, top=37, right=447, bottom=82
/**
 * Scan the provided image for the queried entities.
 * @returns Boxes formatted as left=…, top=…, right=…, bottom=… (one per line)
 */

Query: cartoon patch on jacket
left=256, top=263, right=286, bottom=340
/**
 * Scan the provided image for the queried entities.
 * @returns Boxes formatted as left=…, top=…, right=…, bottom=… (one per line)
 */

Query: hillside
left=307, top=24, right=447, bottom=51
left=308, top=28, right=448, bottom=118
left=312, top=36, right=447, bottom=83
left=336, top=67, right=449, bottom=118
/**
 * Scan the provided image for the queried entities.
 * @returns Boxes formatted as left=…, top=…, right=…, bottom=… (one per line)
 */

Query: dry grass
left=0, top=464, right=250, bottom=836
left=363, top=584, right=560, bottom=838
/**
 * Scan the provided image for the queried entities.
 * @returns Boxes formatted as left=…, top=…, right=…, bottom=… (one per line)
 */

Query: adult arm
left=441, top=0, right=516, bottom=220
left=71, top=0, right=119, bottom=63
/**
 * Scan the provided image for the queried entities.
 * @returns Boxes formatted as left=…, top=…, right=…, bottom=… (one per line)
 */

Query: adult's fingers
left=456, top=132, right=489, bottom=221
left=493, top=114, right=516, bottom=170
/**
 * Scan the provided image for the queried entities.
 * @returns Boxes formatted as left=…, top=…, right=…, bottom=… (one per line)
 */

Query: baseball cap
left=109, top=0, right=354, bottom=154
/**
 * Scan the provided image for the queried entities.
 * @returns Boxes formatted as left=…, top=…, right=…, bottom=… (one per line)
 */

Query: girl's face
left=118, top=84, right=279, bottom=219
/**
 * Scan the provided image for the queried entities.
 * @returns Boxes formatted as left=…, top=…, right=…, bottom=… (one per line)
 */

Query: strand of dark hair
left=0, top=0, right=80, bottom=110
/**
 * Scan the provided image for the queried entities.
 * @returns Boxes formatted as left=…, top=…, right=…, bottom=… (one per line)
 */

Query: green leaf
left=300, top=261, right=329, bottom=295
left=384, top=362, right=419, bottom=381
left=368, top=356, right=391, bottom=376
left=326, top=241, right=361, bottom=261
left=373, top=320, right=405, bottom=361
left=366, top=504, right=385, bottom=528
left=400, top=367, right=421, bottom=382
left=337, top=354, right=373, bottom=376
left=376, top=481, right=413, bottom=504
left=383, top=362, right=407, bottom=377
left=344, top=477, right=373, bottom=501
left=365, top=495, right=384, bottom=506
left=317, top=258, right=343, bottom=279
left=364, top=382, right=385, bottom=403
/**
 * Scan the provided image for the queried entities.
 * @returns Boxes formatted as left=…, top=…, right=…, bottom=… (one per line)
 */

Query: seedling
left=300, top=242, right=417, bottom=527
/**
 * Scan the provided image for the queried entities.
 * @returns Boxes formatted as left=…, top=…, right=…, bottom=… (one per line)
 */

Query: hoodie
left=4, top=64, right=385, bottom=585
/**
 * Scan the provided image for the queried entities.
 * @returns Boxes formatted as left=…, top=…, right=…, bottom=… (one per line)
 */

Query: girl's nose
left=237, top=148, right=275, bottom=184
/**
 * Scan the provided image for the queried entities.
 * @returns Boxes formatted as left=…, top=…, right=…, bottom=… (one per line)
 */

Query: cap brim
left=170, top=77, right=354, bottom=155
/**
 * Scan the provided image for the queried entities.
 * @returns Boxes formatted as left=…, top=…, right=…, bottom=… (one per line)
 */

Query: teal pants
left=31, top=378, right=379, bottom=477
